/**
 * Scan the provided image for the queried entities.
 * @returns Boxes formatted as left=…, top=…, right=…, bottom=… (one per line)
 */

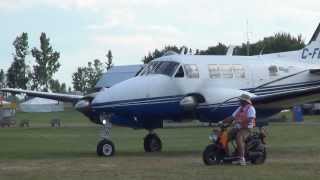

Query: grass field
left=1, top=109, right=320, bottom=180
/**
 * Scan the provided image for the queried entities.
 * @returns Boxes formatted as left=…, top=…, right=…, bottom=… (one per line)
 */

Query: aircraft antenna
left=246, top=20, right=251, bottom=56
left=259, top=46, right=265, bottom=56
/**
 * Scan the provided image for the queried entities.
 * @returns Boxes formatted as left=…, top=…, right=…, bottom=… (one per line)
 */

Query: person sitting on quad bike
left=220, top=94, right=256, bottom=166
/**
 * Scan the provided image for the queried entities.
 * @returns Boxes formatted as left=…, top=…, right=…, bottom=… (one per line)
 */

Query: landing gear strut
left=96, top=113, right=115, bottom=157
left=144, top=130, right=162, bottom=152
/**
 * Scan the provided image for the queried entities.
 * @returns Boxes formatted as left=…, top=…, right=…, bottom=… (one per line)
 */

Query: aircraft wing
left=0, top=88, right=83, bottom=103
left=252, top=85, right=320, bottom=109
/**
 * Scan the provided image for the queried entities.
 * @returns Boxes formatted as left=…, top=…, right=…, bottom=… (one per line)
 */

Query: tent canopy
left=20, top=97, right=64, bottom=112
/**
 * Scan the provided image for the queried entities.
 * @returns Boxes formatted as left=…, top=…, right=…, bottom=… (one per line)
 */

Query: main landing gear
left=96, top=114, right=163, bottom=157
left=96, top=114, right=115, bottom=157
left=144, top=130, right=162, bottom=152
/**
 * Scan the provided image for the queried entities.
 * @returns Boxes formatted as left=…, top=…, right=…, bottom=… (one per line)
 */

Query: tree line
left=142, top=33, right=305, bottom=63
left=0, top=32, right=113, bottom=94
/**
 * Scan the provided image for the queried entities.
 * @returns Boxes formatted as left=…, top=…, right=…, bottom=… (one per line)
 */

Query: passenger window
left=184, top=64, right=199, bottom=78
left=175, top=66, right=184, bottom=78
left=208, top=64, right=245, bottom=79
left=208, top=64, right=221, bottom=78
left=220, top=65, right=233, bottom=78
left=232, top=65, right=245, bottom=78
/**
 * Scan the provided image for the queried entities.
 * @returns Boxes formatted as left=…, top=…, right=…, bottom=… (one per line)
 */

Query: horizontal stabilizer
left=252, top=86, right=320, bottom=109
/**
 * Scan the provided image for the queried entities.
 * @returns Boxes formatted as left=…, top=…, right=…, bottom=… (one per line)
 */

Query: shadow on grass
left=0, top=150, right=202, bottom=160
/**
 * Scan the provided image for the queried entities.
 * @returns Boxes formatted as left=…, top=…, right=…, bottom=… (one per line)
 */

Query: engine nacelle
left=180, top=96, right=198, bottom=111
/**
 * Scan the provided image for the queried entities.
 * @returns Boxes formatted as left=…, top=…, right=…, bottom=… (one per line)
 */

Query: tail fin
left=308, top=23, right=320, bottom=44
left=300, top=23, right=320, bottom=60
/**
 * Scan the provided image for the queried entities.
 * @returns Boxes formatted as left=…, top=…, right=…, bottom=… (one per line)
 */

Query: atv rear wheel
left=250, top=147, right=266, bottom=165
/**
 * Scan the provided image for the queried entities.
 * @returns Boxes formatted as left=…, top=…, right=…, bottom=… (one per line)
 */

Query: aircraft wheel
left=97, top=139, right=115, bottom=157
left=144, top=134, right=162, bottom=152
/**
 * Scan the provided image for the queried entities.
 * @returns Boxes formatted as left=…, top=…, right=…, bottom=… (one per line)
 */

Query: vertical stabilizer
left=308, top=23, right=320, bottom=44
left=300, top=23, right=320, bottom=61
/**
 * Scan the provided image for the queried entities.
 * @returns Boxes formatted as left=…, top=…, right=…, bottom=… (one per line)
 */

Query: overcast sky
left=1, top=0, right=320, bottom=87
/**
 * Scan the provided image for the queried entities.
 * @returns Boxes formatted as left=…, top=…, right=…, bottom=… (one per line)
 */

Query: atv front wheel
left=202, top=144, right=223, bottom=165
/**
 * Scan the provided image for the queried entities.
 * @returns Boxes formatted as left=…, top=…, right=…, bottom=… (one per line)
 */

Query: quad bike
left=202, top=123, right=267, bottom=165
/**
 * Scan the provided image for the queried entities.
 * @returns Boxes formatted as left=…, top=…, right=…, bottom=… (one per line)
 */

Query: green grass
left=1, top=110, right=320, bottom=179
left=15, top=106, right=92, bottom=126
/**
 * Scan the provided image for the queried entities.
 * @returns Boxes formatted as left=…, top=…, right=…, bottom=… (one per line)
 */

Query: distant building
left=95, top=65, right=144, bottom=88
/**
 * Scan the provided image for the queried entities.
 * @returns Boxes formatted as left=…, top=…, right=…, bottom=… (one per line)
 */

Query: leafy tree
left=6, top=32, right=29, bottom=89
left=72, top=59, right=104, bottom=93
left=234, top=33, right=305, bottom=55
left=199, top=43, right=228, bottom=55
left=31, top=32, right=60, bottom=90
left=49, top=79, right=66, bottom=93
left=142, top=45, right=186, bottom=64
left=72, top=67, right=88, bottom=92
left=87, top=59, right=104, bottom=88
left=106, top=50, right=113, bottom=70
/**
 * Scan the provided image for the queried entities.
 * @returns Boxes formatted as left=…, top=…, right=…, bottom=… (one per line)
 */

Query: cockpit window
left=139, top=61, right=180, bottom=77
left=174, top=66, right=185, bottom=78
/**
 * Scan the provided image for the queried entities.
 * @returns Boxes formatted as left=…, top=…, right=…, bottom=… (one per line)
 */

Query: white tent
left=20, top=97, right=64, bottom=112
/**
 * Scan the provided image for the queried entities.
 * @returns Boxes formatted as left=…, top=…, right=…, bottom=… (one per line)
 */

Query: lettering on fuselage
left=301, top=48, right=320, bottom=59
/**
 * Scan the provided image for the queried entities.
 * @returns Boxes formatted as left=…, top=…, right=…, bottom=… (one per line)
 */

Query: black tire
left=202, top=144, right=222, bottom=165
left=96, top=139, right=115, bottom=157
left=251, top=147, right=267, bottom=165
left=144, top=134, right=162, bottom=152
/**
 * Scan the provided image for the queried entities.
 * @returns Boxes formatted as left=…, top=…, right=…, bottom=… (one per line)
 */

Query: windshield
left=139, top=61, right=180, bottom=77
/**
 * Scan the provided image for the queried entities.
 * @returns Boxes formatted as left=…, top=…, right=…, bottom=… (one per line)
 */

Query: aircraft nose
left=92, top=75, right=180, bottom=109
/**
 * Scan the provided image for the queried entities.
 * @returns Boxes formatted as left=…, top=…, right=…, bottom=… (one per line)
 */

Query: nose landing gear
left=96, top=113, right=115, bottom=157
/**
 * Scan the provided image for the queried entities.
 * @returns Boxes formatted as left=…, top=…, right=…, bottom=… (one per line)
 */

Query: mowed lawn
left=0, top=109, right=320, bottom=180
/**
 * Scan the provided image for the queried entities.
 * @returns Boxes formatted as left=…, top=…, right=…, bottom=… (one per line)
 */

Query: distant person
left=220, top=94, right=256, bottom=166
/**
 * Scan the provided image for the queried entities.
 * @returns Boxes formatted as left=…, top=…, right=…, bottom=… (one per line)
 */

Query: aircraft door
left=173, top=64, right=203, bottom=94
left=249, top=60, right=268, bottom=87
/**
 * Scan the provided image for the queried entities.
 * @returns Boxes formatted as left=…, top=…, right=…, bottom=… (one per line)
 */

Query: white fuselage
left=91, top=47, right=320, bottom=128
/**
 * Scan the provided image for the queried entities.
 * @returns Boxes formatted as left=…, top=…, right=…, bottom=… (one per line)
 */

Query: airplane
left=2, top=23, right=320, bottom=157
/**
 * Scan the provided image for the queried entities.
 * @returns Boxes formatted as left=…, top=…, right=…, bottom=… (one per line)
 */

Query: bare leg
left=236, top=130, right=246, bottom=159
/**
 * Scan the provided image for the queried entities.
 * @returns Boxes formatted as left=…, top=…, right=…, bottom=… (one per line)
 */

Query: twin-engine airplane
left=2, top=23, right=320, bottom=157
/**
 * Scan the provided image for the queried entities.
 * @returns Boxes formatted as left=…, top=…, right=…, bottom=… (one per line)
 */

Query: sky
left=1, top=0, right=320, bottom=87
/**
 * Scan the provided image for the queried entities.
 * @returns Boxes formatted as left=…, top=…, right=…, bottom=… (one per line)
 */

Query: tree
left=72, top=59, right=104, bottom=93
left=234, top=33, right=305, bottom=56
left=72, top=67, right=88, bottom=92
left=106, top=50, right=113, bottom=70
left=142, top=45, right=185, bottom=64
left=86, top=59, right=104, bottom=88
left=31, top=32, right=61, bottom=90
left=0, top=69, right=5, bottom=88
left=6, top=32, right=29, bottom=89
left=49, top=79, right=67, bottom=93
left=199, top=43, right=228, bottom=55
